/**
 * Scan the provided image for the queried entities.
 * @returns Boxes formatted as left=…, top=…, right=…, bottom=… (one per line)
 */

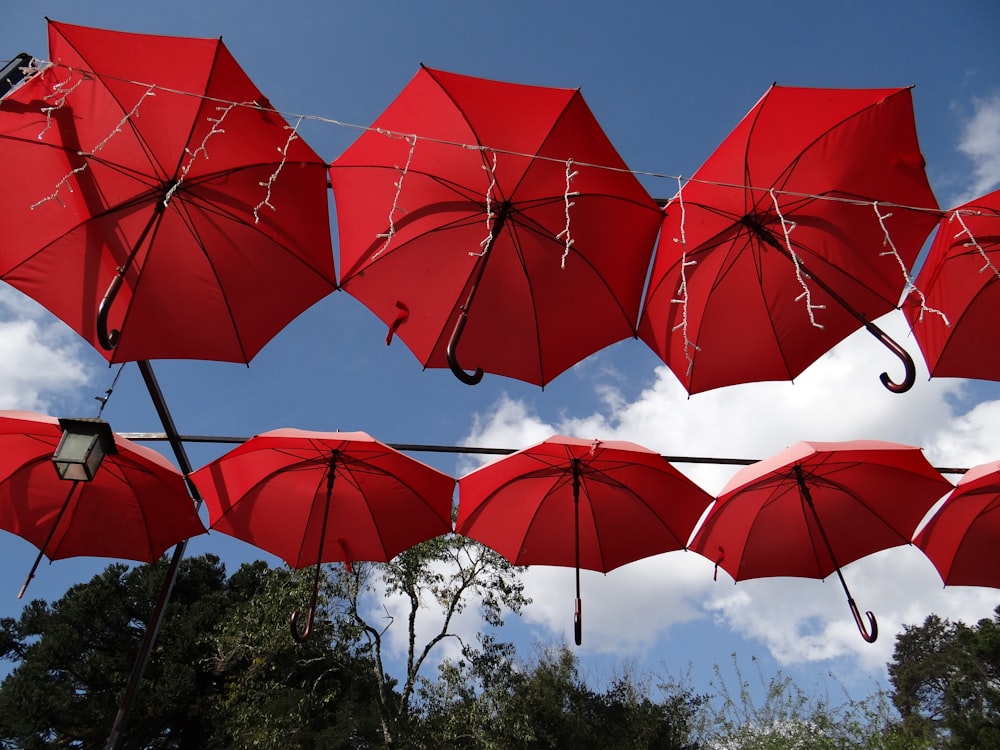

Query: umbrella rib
left=48, top=27, right=171, bottom=179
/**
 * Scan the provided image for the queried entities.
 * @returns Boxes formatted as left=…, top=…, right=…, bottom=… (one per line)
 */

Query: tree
left=0, top=555, right=384, bottom=749
left=0, top=554, right=231, bottom=748
left=415, top=642, right=703, bottom=749
left=206, top=561, right=384, bottom=749
left=324, top=533, right=530, bottom=748
left=889, top=606, right=1000, bottom=749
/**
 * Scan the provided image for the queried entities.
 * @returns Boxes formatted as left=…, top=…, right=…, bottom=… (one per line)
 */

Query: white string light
left=874, top=201, right=950, bottom=326
left=556, top=158, right=579, bottom=269
left=32, top=82, right=158, bottom=210
left=770, top=188, right=824, bottom=329
left=36, top=67, right=85, bottom=140
left=669, top=176, right=700, bottom=375
left=371, top=131, right=417, bottom=261
left=164, top=99, right=243, bottom=206
left=18, top=56, right=960, bottom=223
left=955, top=211, right=1000, bottom=281
left=254, top=115, right=303, bottom=223
left=471, top=148, right=498, bottom=258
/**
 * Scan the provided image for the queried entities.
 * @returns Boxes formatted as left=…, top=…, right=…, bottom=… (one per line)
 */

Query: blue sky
left=2, top=0, right=999, bottom=705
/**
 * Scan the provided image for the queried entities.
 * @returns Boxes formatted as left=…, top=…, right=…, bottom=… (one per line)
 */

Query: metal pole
left=104, top=360, right=202, bottom=750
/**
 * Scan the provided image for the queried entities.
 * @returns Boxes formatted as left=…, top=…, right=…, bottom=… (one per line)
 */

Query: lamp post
left=18, top=417, right=117, bottom=599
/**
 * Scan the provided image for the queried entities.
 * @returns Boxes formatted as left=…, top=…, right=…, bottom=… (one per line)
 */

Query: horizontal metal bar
left=115, top=432, right=969, bottom=474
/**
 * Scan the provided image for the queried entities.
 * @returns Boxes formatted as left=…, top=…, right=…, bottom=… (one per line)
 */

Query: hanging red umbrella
left=0, top=410, right=205, bottom=597
left=330, top=65, right=662, bottom=387
left=0, top=20, right=335, bottom=364
left=638, top=85, right=939, bottom=395
left=902, top=188, right=1000, bottom=381
left=189, top=428, right=455, bottom=640
left=455, top=435, right=713, bottom=645
left=913, top=459, right=1000, bottom=588
left=689, top=439, right=951, bottom=642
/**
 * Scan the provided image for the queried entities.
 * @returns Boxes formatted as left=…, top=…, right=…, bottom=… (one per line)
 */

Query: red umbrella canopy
left=0, top=20, right=336, bottom=364
left=330, top=66, right=662, bottom=387
left=638, top=85, right=939, bottom=395
left=455, top=435, right=712, bottom=573
left=902, top=188, right=1000, bottom=381
left=189, top=429, right=455, bottom=569
left=913, top=459, right=1000, bottom=588
left=689, top=439, right=951, bottom=582
left=0, top=410, right=204, bottom=567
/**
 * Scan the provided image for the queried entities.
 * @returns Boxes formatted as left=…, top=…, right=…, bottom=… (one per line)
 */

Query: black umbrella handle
left=747, top=219, right=916, bottom=394
left=447, top=309, right=484, bottom=385
left=867, top=321, right=917, bottom=393
left=848, top=597, right=879, bottom=643
left=96, top=199, right=168, bottom=351
left=97, top=273, right=124, bottom=350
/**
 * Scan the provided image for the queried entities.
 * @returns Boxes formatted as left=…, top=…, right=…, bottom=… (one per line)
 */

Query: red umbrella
left=638, top=85, right=939, bottom=395
left=0, top=20, right=335, bottom=364
left=330, top=65, right=662, bottom=387
left=689, top=439, right=951, bottom=642
left=902, top=188, right=1000, bottom=381
left=0, top=410, right=204, bottom=597
left=189, top=429, right=455, bottom=640
left=455, top=435, right=713, bottom=645
left=913, top=459, right=1000, bottom=588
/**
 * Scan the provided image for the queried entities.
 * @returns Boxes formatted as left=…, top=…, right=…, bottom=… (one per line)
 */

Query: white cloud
left=458, top=311, right=1000, bottom=676
left=953, top=92, right=1000, bottom=204
left=0, top=288, right=94, bottom=412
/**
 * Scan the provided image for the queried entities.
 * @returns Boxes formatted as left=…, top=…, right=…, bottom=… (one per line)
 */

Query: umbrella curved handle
left=290, top=561, right=323, bottom=643
left=97, top=272, right=124, bottom=350
left=848, top=597, right=878, bottom=643
left=447, top=309, right=484, bottom=385
left=873, top=327, right=916, bottom=394
left=289, top=606, right=315, bottom=643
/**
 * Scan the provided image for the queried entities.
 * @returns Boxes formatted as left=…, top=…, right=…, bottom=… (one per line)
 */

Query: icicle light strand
left=472, top=148, right=499, bottom=257
left=371, top=132, right=417, bottom=261
left=771, top=188, right=824, bottom=329
left=556, top=159, right=579, bottom=269
left=165, top=100, right=243, bottom=206
left=21, top=57, right=979, bottom=221
left=669, top=176, right=700, bottom=375
left=32, top=83, right=157, bottom=210
left=254, top=115, right=303, bottom=223
left=955, top=211, right=1000, bottom=282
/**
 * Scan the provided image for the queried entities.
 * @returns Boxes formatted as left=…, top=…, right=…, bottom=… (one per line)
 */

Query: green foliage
left=0, top=554, right=231, bottom=748
left=0, top=555, right=383, bottom=749
left=889, top=605, right=1000, bottom=749
left=326, top=533, right=530, bottom=747
left=414, top=641, right=702, bottom=749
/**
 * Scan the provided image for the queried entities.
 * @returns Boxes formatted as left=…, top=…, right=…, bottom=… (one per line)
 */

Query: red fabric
left=331, top=66, right=661, bottom=387
left=455, top=435, right=712, bottom=572
left=190, top=429, right=455, bottom=568
left=902, top=188, right=1000, bottom=380
left=639, top=85, right=939, bottom=394
left=689, top=439, right=951, bottom=581
left=0, top=20, right=335, bottom=363
left=0, top=410, right=204, bottom=563
left=914, top=459, right=1000, bottom=587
